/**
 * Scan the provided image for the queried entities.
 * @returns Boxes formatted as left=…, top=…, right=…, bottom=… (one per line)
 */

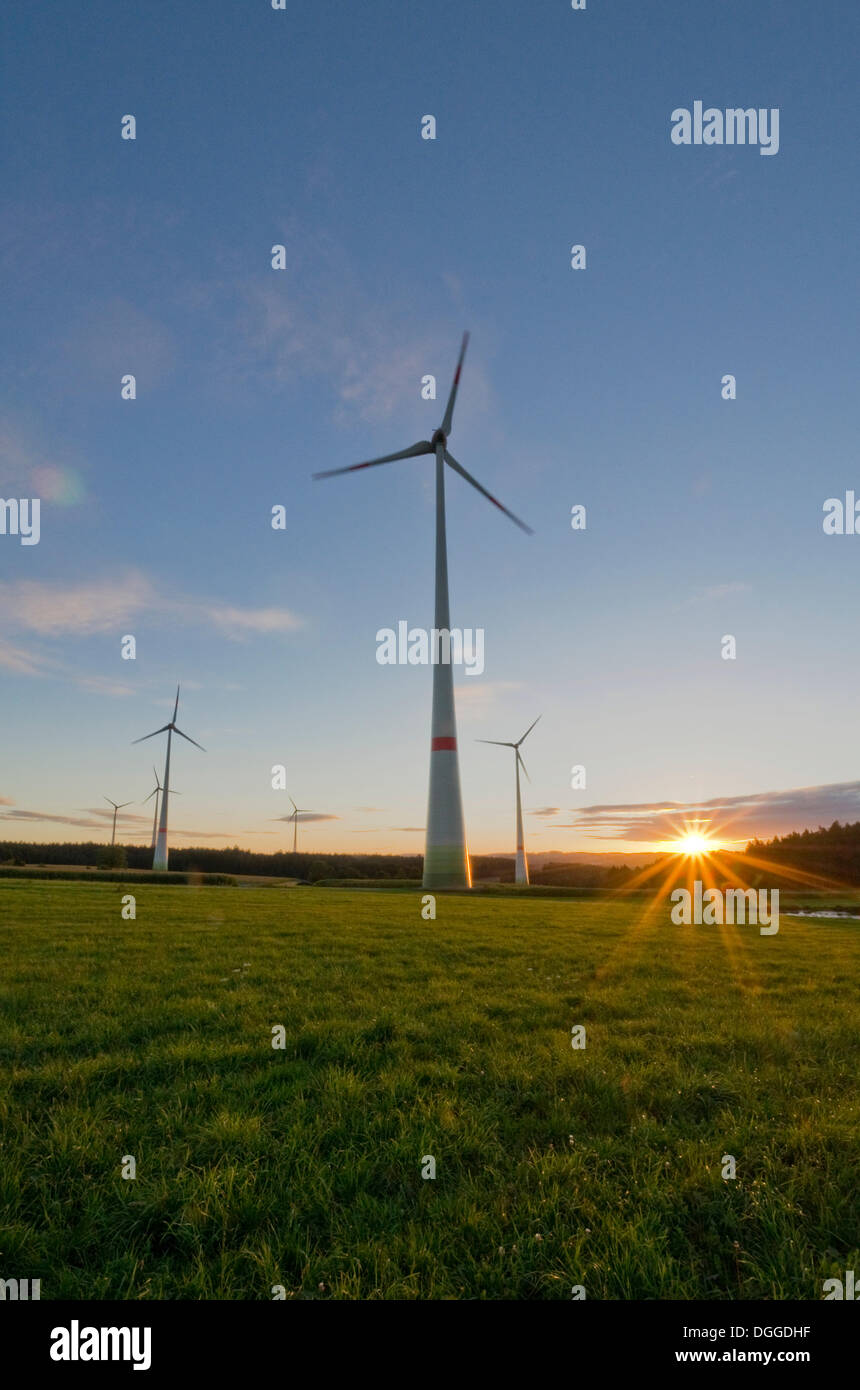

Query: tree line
left=6, top=819, right=860, bottom=885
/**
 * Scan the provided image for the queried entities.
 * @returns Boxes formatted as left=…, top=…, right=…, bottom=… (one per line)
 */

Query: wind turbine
left=104, top=796, right=133, bottom=847
left=142, top=766, right=181, bottom=851
left=314, top=332, right=532, bottom=889
left=478, top=715, right=541, bottom=885
left=132, top=686, right=204, bottom=871
left=288, top=797, right=313, bottom=854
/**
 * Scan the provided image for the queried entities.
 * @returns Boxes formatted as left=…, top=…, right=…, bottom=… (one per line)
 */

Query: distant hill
left=523, top=850, right=662, bottom=868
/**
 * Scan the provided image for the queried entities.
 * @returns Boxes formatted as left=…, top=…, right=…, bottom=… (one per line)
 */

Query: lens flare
left=31, top=465, right=85, bottom=506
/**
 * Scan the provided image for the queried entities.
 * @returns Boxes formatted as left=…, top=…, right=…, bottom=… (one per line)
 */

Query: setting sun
left=672, top=832, right=714, bottom=856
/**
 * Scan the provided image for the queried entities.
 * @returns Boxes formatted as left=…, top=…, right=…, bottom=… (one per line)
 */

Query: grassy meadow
left=1, top=879, right=858, bottom=1300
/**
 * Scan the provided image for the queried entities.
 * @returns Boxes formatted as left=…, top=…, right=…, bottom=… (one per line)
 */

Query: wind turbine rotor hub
left=430, top=427, right=447, bottom=448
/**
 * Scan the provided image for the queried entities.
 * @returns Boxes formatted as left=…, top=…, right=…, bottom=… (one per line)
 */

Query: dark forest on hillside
left=742, top=820, right=860, bottom=885
left=0, top=840, right=635, bottom=884
left=4, top=820, right=860, bottom=885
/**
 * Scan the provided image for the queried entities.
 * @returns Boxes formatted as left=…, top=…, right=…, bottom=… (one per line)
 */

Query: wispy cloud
left=227, top=273, right=466, bottom=426
left=0, top=570, right=303, bottom=642
left=686, top=582, right=751, bottom=604
left=0, top=637, right=136, bottom=696
left=454, top=680, right=523, bottom=716
left=0, top=808, right=121, bottom=830
left=271, top=813, right=338, bottom=824
left=562, top=781, right=860, bottom=844
left=76, top=675, right=137, bottom=697
left=0, top=806, right=234, bottom=839
left=531, top=806, right=561, bottom=817
left=0, top=640, right=54, bottom=677
left=0, top=572, right=157, bottom=637
left=165, top=829, right=234, bottom=840
left=187, top=229, right=494, bottom=431
left=61, top=296, right=175, bottom=392
left=203, top=604, right=302, bottom=637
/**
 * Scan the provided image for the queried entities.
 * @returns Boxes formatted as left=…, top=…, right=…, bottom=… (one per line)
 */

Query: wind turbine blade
left=103, top=796, right=116, bottom=809
left=173, top=726, right=206, bottom=751
left=132, top=724, right=171, bottom=744
left=118, top=801, right=133, bottom=810
left=476, top=740, right=515, bottom=747
left=444, top=451, right=533, bottom=534
left=517, top=715, right=542, bottom=746
left=517, top=750, right=531, bottom=783
left=441, top=331, right=470, bottom=436
left=172, top=685, right=180, bottom=721
left=142, top=789, right=157, bottom=804
left=313, top=441, right=433, bottom=480
left=289, top=797, right=297, bottom=813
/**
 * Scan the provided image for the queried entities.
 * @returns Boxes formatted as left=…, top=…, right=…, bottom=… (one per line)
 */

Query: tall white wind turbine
left=142, top=766, right=181, bottom=851
left=288, top=796, right=313, bottom=854
left=132, top=686, right=204, bottom=871
left=314, top=333, right=532, bottom=889
left=478, top=715, right=541, bottom=885
left=104, top=797, right=133, bottom=847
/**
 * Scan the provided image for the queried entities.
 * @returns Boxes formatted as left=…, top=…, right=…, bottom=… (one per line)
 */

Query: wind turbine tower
left=478, top=715, right=541, bottom=885
left=104, top=797, right=133, bottom=847
left=142, top=766, right=181, bottom=851
left=288, top=797, right=313, bottom=854
left=133, top=686, right=204, bottom=871
left=314, top=333, right=532, bottom=890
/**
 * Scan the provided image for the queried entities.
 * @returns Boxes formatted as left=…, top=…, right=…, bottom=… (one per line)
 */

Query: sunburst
left=671, top=831, right=715, bottom=856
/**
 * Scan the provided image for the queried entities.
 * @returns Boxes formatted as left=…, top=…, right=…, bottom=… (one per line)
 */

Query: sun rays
left=670, top=831, right=716, bottom=856
left=591, top=816, right=852, bottom=1001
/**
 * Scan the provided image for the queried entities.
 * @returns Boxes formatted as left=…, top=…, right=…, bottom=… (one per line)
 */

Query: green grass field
left=1, top=880, right=858, bottom=1300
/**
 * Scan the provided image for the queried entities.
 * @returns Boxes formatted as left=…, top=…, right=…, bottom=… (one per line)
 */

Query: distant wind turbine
left=142, top=766, right=181, bottom=851
left=104, top=796, right=133, bottom=847
left=288, top=796, right=313, bottom=854
left=314, top=332, right=532, bottom=889
left=477, top=715, right=541, bottom=885
left=132, top=686, right=204, bottom=870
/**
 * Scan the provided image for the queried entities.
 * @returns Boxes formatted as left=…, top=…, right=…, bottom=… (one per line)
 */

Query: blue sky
left=2, top=0, right=859, bottom=856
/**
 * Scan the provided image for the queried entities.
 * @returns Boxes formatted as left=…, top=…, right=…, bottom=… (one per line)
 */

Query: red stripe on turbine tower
left=431, top=736, right=457, bottom=751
